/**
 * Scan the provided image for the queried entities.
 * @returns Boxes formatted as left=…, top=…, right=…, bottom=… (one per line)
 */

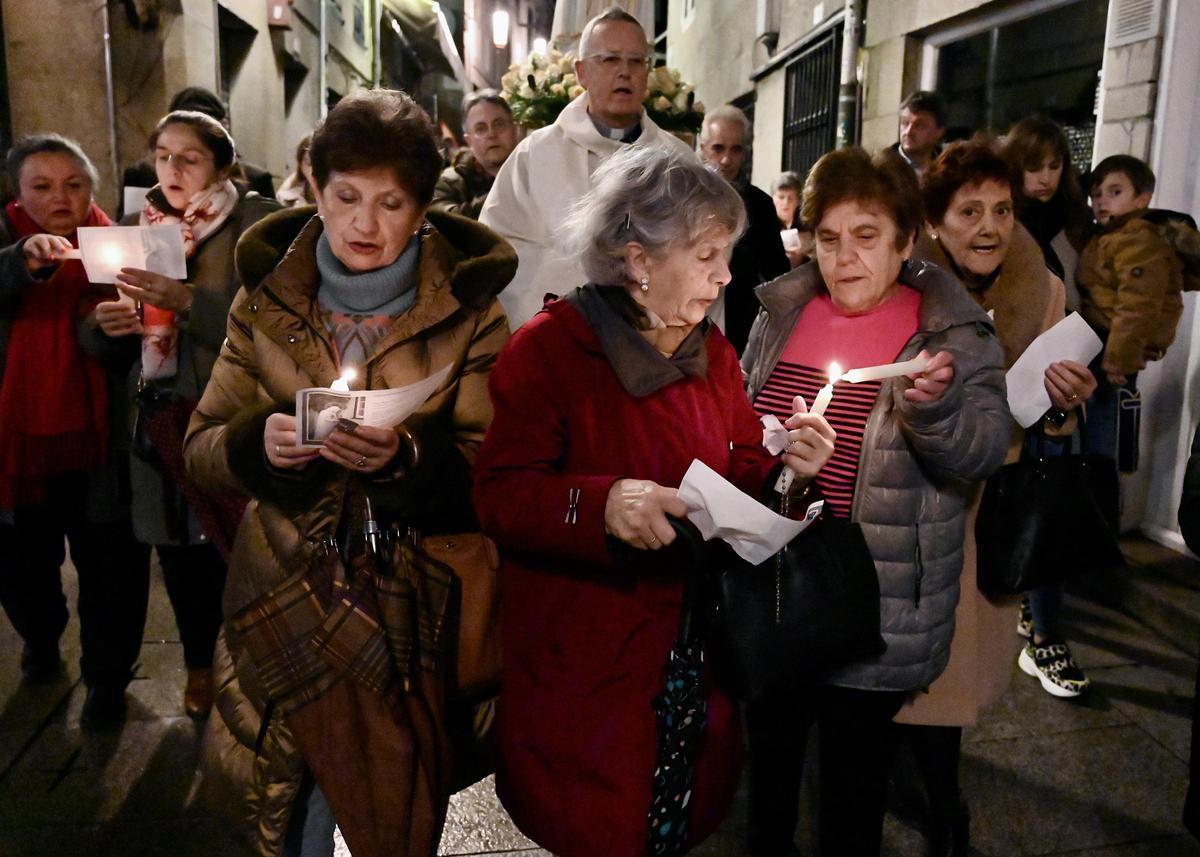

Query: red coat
left=474, top=299, right=778, bottom=857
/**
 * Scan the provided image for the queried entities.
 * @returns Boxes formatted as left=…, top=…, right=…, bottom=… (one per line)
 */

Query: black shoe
left=81, top=684, right=127, bottom=729
left=923, top=804, right=970, bottom=857
left=20, top=642, right=61, bottom=685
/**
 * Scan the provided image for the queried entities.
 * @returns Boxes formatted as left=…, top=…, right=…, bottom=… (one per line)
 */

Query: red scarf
left=0, top=201, right=113, bottom=506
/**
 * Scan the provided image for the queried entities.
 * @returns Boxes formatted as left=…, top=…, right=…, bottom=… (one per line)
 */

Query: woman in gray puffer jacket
left=739, top=147, right=1011, bottom=857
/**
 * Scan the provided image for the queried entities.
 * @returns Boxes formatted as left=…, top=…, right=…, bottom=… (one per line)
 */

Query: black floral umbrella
left=647, top=522, right=709, bottom=857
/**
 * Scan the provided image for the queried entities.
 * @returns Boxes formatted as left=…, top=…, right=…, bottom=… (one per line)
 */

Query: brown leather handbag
left=421, top=531, right=501, bottom=702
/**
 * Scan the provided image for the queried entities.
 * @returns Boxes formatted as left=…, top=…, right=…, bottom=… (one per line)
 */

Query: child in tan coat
left=1077, top=155, right=1183, bottom=463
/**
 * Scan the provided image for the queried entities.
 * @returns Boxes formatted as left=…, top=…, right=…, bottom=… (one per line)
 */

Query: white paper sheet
left=75, top=225, right=187, bottom=284
left=677, top=459, right=823, bottom=565
left=1005, top=311, right=1103, bottom=428
left=123, top=186, right=150, bottom=218
left=761, top=414, right=789, bottom=456
left=294, top=364, right=453, bottom=447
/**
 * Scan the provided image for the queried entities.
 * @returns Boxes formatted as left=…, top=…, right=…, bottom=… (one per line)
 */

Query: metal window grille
left=782, top=24, right=843, bottom=177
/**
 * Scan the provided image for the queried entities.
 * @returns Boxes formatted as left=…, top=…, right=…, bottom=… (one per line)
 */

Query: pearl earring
left=929, top=230, right=938, bottom=240
left=640, top=274, right=649, bottom=292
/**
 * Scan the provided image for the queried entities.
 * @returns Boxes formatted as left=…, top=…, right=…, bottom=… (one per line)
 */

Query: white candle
left=330, top=366, right=357, bottom=392
left=808, top=362, right=843, bottom=418
left=59, top=248, right=82, bottom=260
left=841, top=355, right=930, bottom=384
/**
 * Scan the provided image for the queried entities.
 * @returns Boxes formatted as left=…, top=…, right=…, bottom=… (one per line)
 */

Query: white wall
left=1123, top=0, right=1200, bottom=552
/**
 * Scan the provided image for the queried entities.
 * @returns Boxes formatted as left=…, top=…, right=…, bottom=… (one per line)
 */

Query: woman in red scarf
left=0, top=135, right=151, bottom=726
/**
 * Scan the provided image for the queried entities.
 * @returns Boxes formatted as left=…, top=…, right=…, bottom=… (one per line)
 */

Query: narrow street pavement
left=1, top=538, right=1197, bottom=856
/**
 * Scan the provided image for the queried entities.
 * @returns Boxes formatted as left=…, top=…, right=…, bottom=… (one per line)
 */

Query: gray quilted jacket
left=742, top=260, right=1011, bottom=691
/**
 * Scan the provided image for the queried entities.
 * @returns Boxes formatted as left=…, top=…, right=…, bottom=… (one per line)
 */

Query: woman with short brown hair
left=741, top=146, right=1011, bottom=857
left=183, top=88, right=515, bottom=857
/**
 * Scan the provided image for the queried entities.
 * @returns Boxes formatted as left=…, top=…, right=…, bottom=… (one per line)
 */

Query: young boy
left=1077, top=155, right=1184, bottom=463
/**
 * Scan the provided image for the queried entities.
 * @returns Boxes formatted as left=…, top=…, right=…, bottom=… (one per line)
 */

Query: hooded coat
left=742, top=260, right=1011, bottom=692
left=898, top=224, right=1067, bottom=725
left=182, top=206, right=515, bottom=856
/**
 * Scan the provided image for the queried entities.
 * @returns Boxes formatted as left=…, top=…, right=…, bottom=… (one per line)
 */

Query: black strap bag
left=672, top=497, right=886, bottom=703
left=976, top=427, right=1123, bottom=597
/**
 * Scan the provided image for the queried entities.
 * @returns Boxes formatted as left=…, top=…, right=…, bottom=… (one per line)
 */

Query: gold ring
left=355, top=456, right=368, bottom=468
left=274, top=444, right=281, bottom=455
left=1067, top=393, right=1078, bottom=402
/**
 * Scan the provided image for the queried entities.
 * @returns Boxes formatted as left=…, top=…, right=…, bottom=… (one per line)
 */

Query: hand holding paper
left=678, top=459, right=823, bottom=565
left=1006, top=313, right=1103, bottom=427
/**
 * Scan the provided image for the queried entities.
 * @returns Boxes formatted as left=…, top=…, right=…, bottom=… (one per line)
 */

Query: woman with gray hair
left=473, top=145, right=835, bottom=856
left=0, top=134, right=151, bottom=726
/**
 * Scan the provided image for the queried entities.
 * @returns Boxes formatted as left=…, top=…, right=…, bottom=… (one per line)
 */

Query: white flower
left=533, top=68, right=548, bottom=87
left=652, top=67, right=677, bottom=97
left=519, top=62, right=534, bottom=79
left=671, top=68, right=682, bottom=83
left=562, top=73, right=577, bottom=89
left=569, top=84, right=585, bottom=99
left=519, top=83, right=535, bottom=99
left=547, top=64, right=563, bottom=83
left=653, top=95, right=672, bottom=112
left=501, top=70, right=520, bottom=91
left=550, top=83, right=565, bottom=96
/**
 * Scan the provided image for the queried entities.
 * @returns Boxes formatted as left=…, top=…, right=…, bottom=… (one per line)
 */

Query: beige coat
left=898, top=224, right=1066, bottom=726
left=183, top=206, right=515, bottom=855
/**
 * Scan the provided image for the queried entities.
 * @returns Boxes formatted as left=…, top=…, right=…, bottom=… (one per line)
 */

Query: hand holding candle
left=902, top=350, right=955, bottom=404
left=21, top=234, right=74, bottom=272
left=776, top=394, right=837, bottom=494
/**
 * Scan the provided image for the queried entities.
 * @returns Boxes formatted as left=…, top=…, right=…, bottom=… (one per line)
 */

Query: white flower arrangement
left=499, top=51, right=705, bottom=132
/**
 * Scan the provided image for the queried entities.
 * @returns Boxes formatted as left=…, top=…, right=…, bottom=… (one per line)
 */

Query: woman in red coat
left=473, top=146, right=836, bottom=857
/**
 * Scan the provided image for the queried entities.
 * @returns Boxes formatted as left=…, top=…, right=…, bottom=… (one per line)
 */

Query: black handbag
left=672, top=499, right=886, bottom=703
left=976, top=428, right=1123, bottom=597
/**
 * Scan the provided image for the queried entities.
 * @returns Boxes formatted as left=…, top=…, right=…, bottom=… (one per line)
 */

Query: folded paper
left=1006, top=312, right=1102, bottom=428
left=677, top=459, right=822, bottom=565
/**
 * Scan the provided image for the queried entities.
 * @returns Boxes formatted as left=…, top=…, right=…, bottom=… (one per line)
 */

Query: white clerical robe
left=480, top=94, right=693, bottom=328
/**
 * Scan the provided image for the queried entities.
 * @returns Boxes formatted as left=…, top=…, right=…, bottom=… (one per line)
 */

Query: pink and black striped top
left=752, top=287, right=921, bottom=518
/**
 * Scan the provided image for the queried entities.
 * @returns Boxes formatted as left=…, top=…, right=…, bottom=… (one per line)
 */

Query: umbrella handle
left=666, top=517, right=707, bottom=647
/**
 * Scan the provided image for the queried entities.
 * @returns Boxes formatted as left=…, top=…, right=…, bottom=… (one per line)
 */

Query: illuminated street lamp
left=492, top=9, right=510, bottom=49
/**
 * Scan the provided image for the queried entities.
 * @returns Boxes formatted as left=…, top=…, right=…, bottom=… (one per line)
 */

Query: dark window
left=217, top=6, right=257, bottom=105
left=936, top=0, right=1107, bottom=161
left=781, top=24, right=842, bottom=179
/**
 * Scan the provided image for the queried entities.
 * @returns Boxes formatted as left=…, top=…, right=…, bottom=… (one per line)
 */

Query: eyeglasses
left=584, top=52, right=651, bottom=73
left=468, top=117, right=515, bottom=136
left=154, top=151, right=213, bottom=170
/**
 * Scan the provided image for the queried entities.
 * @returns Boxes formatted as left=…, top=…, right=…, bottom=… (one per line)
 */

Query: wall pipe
left=100, top=0, right=120, bottom=204
left=836, top=0, right=863, bottom=148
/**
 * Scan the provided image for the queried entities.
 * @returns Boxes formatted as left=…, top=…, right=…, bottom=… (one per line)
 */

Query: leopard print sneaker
left=1018, top=639, right=1090, bottom=698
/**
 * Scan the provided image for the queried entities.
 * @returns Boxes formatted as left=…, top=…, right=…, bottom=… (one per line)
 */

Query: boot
left=924, top=802, right=970, bottom=857
left=184, top=668, right=214, bottom=719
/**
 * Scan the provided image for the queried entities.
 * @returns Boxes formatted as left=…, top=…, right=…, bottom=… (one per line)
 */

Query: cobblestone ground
left=2, top=541, right=1199, bottom=856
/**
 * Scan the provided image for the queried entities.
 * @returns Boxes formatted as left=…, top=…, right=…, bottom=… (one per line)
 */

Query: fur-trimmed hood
left=235, top=205, right=517, bottom=311
left=915, top=222, right=1052, bottom=369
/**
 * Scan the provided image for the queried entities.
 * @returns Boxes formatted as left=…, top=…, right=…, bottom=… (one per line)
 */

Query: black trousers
left=156, top=543, right=226, bottom=670
left=0, top=472, right=150, bottom=687
left=894, top=723, right=963, bottom=819
left=746, top=685, right=907, bottom=857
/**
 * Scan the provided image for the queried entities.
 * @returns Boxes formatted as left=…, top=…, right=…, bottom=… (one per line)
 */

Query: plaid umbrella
left=647, top=522, right=709, bottom=857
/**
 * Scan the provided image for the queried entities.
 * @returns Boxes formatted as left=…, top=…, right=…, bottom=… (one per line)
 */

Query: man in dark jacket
left=432, top=90, right=518, bottom=220
left=886, top=90, right=946, bottom=176
left=699, top=104, right=790, bottom=355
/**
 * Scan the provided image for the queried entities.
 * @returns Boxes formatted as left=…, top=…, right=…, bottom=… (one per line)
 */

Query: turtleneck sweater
left=316, top=231, right=420, bottom=367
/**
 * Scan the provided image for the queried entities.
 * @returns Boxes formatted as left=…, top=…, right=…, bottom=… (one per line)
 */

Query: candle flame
left=100, top=243, right=123, bottom=268
left=330, top=366, right=357, bottom=392
left=828, top=362, right=843, bottom=384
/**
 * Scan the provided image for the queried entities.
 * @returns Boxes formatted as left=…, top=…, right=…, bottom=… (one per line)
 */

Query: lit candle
left=330, top=366, right=357, bottom=392
left=842, top=355, right=930, bottom=384
left=99, top=243, right=125, bottom=270
left=809, top=362, right=843, bottom=418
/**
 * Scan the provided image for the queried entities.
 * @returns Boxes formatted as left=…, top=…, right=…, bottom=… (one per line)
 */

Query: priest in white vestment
left=480, top=7, right=693, bottom=328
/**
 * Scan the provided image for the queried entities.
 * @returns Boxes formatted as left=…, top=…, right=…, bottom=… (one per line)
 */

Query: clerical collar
left=589, top=111, right=643, bottom=143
